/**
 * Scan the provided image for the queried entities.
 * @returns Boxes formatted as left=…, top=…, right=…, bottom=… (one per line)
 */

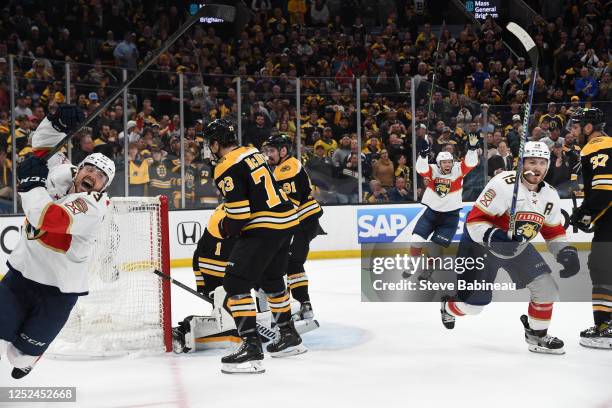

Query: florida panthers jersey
left=417, top=149, right=478, bottom=212
left=8, top=187, right=110, bottom=295
left=466, top=171, right=567, bottom=255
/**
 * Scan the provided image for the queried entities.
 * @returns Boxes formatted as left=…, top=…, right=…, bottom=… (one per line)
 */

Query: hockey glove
left=467, top=133, right=480, bottom=150
left=17, top=155, right=49, bottom=193
left=570, top=205, right=592, bottom=233
left=484, top=227, right=526, bottom=257
left=419, top=138, right=431, bottom=158
left=557, top=246, right=580, bottom=278
left=47, top=104, right=85, bottom=134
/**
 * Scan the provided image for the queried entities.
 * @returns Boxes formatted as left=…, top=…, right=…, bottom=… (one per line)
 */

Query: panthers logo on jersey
left=434, top=178, right=452, bottom=198
left=514, top=212, right=545, bottom=240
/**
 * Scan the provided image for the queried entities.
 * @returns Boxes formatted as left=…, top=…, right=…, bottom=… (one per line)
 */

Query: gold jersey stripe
left=225, top=200, right=250, bottom=208
left=227, top=297, right=254, bottom=306
left=232, top=311, right=257, bottom=317
left=227, top=212, right=251, bottom=220
left=199, top=257, right=228, bottom=267
left=201, top=269, right=225, bottom=277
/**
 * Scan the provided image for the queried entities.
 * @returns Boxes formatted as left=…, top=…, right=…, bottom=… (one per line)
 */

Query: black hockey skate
left=11, top=366, right=32, bottom=379
left=266, top=321, right=307, bottom=358
left=520, top=315, right=565, bottom=355
left=221, top=333, right=265, bottom=374
left=440, top=296, right=455, bottom=329
left=579, top=321, right=612, bottom=349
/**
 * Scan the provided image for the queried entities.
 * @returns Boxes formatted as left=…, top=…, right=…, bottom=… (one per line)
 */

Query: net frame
left=47, top=196, right=172, bottom=359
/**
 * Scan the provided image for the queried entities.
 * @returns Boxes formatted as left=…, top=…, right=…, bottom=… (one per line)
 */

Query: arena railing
left=1, top=58, right=610, bottom=213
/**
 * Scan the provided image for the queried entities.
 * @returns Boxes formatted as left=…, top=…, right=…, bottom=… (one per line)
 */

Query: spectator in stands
left=14, top=93, right=32, bottom=117
left=364, top=179, right=389, bottom=204
left=335, top=152, right=360, bottom=204
left=114, top=32, right=139, bottom=70
left=540, top=127, right=564, bottom=150
left=488, top=140, right=513, bottom=177
left=310, top=0, right=330, bottom=26
left=72, top=133, right=95, bottom=165
left=307, top=141, right=334, bottom=191
left=244, top=112, right=270, bottom=149
left=127, top=142, right=149, bottom=197
left=0, top=146, right=13, bottom=212
left=388, top=176, right=411, bottom=202
left=332, top=134, right=352, bottom=167
left=575, top=66, right=599, bottom=101
left=372, top=149, right=394, bottom=189
left=545, top=141, right=572, bottom=197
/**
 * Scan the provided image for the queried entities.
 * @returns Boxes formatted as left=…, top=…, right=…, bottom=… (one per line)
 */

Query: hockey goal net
left=48, top=196, right=172, bottom=358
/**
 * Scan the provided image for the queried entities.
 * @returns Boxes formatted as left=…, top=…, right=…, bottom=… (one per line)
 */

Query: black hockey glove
left=570, top=205, right=592, bottom=233
left=17, top=154, right=49, bottom=193
left=484, top=227, right=526, bottom=258
left=557, top=246, right=580, bottom=278
left=47, top=104, right=85, bottom=134
left=419, top=138, right=431, bottom=159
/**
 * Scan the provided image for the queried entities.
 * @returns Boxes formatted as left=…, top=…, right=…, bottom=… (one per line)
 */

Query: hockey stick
left=42, top=4, right=237, bottom=161
left=569, top=192, right=594, bottom=233
left=425, top=20, right=446, bottom=133
left=506, top=22, right=539, bottom=238
left=153, top=269, right=276, bottom=342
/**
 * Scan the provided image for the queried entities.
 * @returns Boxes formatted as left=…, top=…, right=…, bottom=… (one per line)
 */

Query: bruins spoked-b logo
left=156, top=165, right=167, bottom=178
left=514, top=212, right=545, bottom=240
left=434, top=178, right=452, bottom=198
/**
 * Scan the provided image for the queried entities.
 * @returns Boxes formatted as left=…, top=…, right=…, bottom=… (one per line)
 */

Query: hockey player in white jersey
left=440, top=141, right=580, bottom=354
left=0, top=105, right=115, bottom=378
left=406, top=134, right=479, bottom=279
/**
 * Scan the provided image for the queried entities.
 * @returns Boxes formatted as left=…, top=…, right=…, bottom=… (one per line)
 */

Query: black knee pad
left=223, top=274, right=252, bottom=296
left=259, top=276, right=286, bottom=295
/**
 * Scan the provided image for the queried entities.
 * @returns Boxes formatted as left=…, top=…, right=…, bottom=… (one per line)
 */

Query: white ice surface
left=1, top=259, right=611, bottom=408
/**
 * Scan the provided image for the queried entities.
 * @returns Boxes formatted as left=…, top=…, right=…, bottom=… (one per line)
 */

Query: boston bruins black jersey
left=149, top=158, right=174, bottom=197
left=273, top=157, right=322, bottom=223
left=196, top=163, right=219, bottom=207
left=580, top=132, right=612, bottom=224
left=214, top=146, right=299, bottom=236
left=193, top=205, right=236, bottom=294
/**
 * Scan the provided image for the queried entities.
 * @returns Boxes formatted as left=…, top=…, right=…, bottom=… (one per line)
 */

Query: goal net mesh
left=48, top=196, right=169, bottom=358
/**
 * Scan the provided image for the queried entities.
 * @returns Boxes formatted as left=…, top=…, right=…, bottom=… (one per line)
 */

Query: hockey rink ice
left=2, top=257, right=611, bottom=408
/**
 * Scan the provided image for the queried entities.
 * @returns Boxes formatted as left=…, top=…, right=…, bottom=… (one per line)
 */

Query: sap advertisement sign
left=357, top=205, right=472, bottom=244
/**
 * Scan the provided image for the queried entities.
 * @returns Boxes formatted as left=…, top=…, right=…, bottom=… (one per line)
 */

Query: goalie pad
left=176, top=315, right=240, bottom=353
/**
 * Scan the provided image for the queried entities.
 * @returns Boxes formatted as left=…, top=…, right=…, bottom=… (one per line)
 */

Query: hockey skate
left=221, top=334, right=265, bottom=374
left=579, top=321, right=612, bottom=349
left=440, top=296, right=455, bottom=329
left=266, top=321, right=307, bottom=358
left=520, top=315, right=565, bottom=355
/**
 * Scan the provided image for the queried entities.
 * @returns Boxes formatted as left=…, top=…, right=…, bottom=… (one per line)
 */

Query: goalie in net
left=172, top=204, right=319, bottom=354
left=0, top=105, right=115, bottom=379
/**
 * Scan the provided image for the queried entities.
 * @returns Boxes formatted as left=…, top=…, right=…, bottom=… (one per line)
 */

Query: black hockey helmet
left=203, top=119, right=238, bottom=146
left=264, top=134, right=293, bottom=154
left=570, top=107, right=606, bottom=131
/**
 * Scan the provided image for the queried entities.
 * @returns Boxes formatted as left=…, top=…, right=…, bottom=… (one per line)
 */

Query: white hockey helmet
left=78, top=152, right=115, bottom=191
left=523, top=141, right=550, bottom=169
left=436, top=151, right=454, bottom=166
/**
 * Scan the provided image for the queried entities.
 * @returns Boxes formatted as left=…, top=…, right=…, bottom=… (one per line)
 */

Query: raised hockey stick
left=153, top=270, right=276, bottom=342
left=425, top=20, right=446, bottom=131
left=506, top=22, right=539, bottom=238
left=42, top=3, right=237, bottom=160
